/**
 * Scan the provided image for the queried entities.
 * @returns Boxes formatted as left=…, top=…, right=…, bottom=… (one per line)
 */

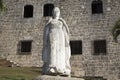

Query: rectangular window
left=24, top=5, right=33, bottom=18
left=93, top=40, right=107, bottom=55
left=18, top=40, right=32, bottom=55
left=44, top=4, right=54, bottom=17
left=92, top=0, right=103, bottom=14
left=70, top=40, right=82, bottom=55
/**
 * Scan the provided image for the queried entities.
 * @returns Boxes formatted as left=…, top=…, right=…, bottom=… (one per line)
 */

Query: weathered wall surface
left=0, top=0, right=120, bottom=80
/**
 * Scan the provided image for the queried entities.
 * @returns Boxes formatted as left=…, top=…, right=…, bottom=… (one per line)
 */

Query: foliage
left=112, top=18, right=120, bottom=42
left=0, top=0, right=3, bottom=11
left=0, top=0, right=6, bottom=13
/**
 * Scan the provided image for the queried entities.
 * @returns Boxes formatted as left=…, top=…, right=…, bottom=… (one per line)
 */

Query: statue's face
left=53, top=7, right=60, bottom=18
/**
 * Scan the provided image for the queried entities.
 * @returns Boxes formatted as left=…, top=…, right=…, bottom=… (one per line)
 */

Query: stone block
left=34, top=75, right=84, bottom=80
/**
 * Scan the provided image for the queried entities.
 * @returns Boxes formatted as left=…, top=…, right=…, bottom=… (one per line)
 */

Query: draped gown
left=42, top=18, right=71, bottom=75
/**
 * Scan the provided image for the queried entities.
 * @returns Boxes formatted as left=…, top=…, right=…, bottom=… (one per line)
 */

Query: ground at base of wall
left=0, top=66, right=108, bottom=80
left=34, top=75, right=107, bottom=80
left=0, top=58, right=107, bottom=80
left=83, top=76, right=107, bottom=80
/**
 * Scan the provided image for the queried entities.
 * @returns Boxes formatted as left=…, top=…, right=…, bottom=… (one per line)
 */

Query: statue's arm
left=42, top=24, right=50, bottom=62
left=59, top=18, right=70, bottom=46
left=43, top=25, right=49, bottom=47
left=59, top=18, right=70, bottom=35
left=42, top=18, right=52, bottom=62
left=43, top=18, right=52, bottom=46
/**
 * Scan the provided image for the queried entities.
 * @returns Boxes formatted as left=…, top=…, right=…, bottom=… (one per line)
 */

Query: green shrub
left=0, top=0, right=6, bottom=13
left=112, top=18, right=120, bottom=42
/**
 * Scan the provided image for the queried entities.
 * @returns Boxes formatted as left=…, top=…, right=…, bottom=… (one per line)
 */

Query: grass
left=0, top=67, right=41, bottom=80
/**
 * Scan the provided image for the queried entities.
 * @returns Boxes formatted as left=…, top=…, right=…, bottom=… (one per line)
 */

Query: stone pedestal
left=34, top=75, right=85, bottom=80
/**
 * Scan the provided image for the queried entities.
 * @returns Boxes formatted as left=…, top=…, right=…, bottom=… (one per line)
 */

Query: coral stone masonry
left=0, top=0, right=120, bottom=80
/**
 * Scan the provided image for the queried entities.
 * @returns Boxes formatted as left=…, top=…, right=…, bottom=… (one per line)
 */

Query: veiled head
left=52, top=7, right=60, bottom=18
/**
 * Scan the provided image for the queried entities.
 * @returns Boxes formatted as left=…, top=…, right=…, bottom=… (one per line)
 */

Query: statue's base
left=34, top=75, right=85, bottom=80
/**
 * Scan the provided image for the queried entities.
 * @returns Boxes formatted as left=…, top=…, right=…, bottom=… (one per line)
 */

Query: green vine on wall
left=0, top=0, right=4, bottom=11
left=0, top=0, right=6, bottom=13
left=112, top=18, right=120, bottom=42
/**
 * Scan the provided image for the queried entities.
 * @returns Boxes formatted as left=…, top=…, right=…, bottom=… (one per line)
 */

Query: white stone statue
left=42, top=7, right=71, bottom=77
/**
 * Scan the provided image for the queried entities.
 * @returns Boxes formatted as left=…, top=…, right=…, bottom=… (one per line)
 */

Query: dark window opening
left=24, top=5, right=33, bottom=18
left=93, top=40, right=106, bottom=55
left=92, top=0, right=103, bottom=14
left=18, top=41, right=32, bottom=54
left=70, top=40, right=82, bottom=55
left=44, top=4, right=54, bottom=16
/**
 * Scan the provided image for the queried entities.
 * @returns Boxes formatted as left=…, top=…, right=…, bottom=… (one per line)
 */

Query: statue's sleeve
left=59, top=18, right=70, bottom=35
left=59, top=18, right=70, bottom=46
left=59, top=18, right=71, bottom=72
left=43, top=25, right=50, bottom=46
left=42, top=18, right=52, bottom=62
left=42, top=24, right=50, bottom=62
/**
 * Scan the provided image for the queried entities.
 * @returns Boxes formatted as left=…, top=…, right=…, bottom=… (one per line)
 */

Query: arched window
left=24, top=5, right=33, bottom=18
left=92, top=0, right=103, bottom=14
left=44, top=4, right=54, bottom=17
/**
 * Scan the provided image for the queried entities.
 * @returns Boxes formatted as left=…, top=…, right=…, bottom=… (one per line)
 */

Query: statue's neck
left=53, top=16, right=59, bottom=20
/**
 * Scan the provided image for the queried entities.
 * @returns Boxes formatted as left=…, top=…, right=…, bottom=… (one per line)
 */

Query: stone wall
left=0, top=0, right=120, bottom=80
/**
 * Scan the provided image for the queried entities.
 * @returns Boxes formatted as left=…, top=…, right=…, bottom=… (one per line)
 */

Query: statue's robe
left=42, top=18, right=71, bottom=76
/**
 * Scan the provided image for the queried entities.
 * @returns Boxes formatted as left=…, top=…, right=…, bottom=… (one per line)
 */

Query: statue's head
left=52, top=7, right=60, bottom=19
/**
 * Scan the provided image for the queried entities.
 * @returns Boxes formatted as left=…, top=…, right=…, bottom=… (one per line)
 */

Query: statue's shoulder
left=46, top=18, right=53, bottom=26
left=59, top=18, right=67, bottom=25
left=59, top=18, right=65, bottom=22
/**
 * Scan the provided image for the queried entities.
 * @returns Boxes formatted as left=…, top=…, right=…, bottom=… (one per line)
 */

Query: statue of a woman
left=42, top=7, right=71, bottom=77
